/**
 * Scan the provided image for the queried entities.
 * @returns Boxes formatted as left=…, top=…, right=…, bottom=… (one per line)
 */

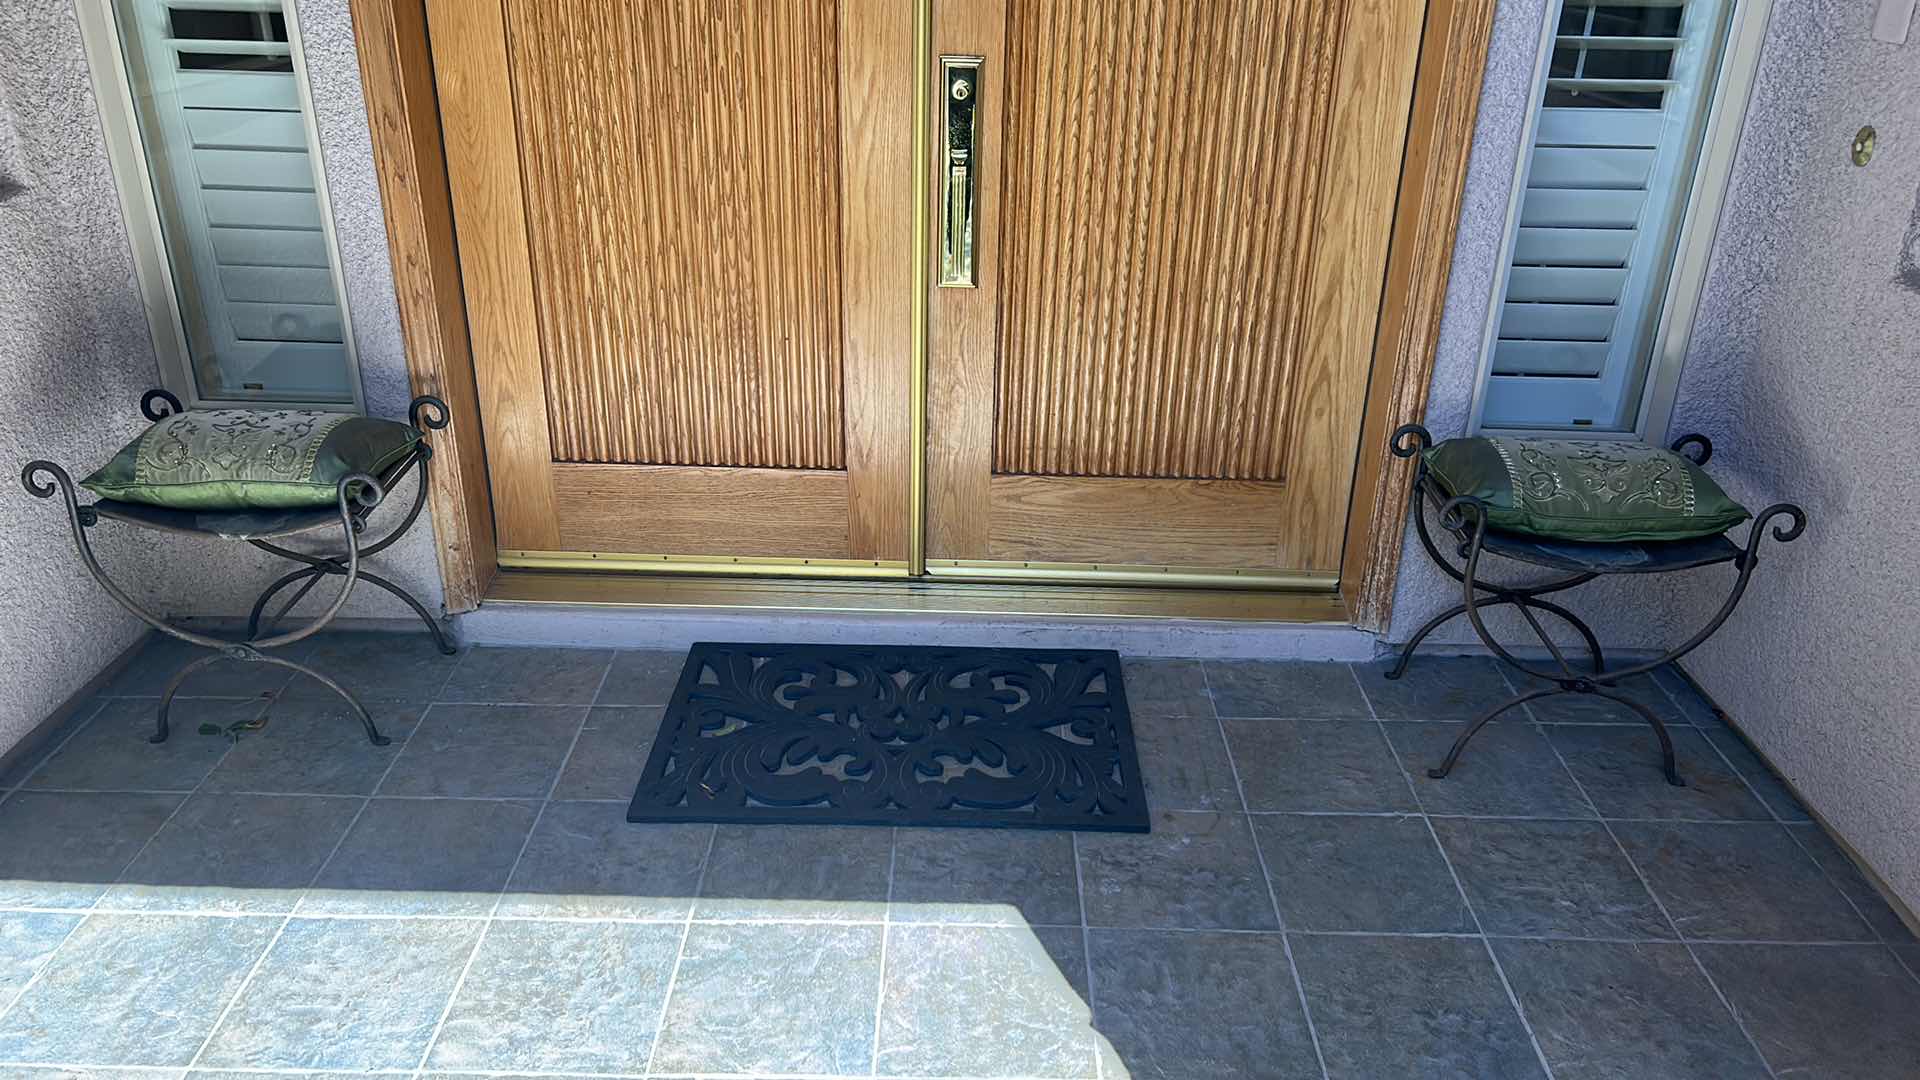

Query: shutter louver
left=1482, top=0, right=1730, bottom=431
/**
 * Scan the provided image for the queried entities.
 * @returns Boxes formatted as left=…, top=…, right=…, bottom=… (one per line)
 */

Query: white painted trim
left=1468, top=0, right=1772, bottom=442
left=72, top=0, right=367, bottom=414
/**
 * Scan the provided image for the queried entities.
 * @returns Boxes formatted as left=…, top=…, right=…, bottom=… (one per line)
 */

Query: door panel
left=928, top=0, right=1426, bottom=577
left=429, top=0, right=913, bottom=563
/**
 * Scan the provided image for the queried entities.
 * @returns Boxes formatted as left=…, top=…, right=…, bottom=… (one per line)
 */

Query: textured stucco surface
left=1658, top=0, right=1920, bottom=911
left=0, top=0, right=161, bottom=750
left=0, top=0, right=442, bottom=754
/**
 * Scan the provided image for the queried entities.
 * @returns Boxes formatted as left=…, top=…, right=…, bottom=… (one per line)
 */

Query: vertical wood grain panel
left=504, top=0, right=846, bottom=470
left=990, top=0, right=1346, bottom=483
left=839, top=2, right=916, bottom=560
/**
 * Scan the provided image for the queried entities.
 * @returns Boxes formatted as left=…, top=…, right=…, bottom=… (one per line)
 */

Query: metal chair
left=21, top=389, right=456, bottom=746
left=1385, top=423, right=1806, bottom=786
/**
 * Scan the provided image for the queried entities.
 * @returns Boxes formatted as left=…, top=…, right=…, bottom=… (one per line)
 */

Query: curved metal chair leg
left=246, top=566, right=325, bottom=641
left=274, top=657, right=390, bottom=746
left=1428, top=687, right=1559, bottom=779
left=1520, top=596, right=1606, bottom=675
left=1591, top=688, right=1684, bottom=787
left=152, top=653, right=229, bottom=743
left=1386, top=601, right=1468, bottom=679
left=354, top=570, right=458, bottom=655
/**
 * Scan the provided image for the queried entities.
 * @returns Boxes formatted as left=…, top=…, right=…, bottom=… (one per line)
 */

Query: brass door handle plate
left=940, top=56, right=982, bottom=288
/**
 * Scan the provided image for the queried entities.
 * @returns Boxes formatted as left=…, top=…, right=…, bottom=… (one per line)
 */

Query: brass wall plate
left=1853, top=125, right=1877, bottom=167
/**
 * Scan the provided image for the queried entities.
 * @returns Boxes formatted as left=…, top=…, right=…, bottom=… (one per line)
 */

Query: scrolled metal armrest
left=1437, top=493, right=1490, bottom=537
left=342, top=471, right=386, bottom=513
left=1750, top=502, right=1808, bottom=545
left=409, top=394, right=450, bottom=433
left=141, top=388, right=185, bottom=422
left=1391, top=423, right=1433, bottom=458
left=21, top=459, right=71, bottom=500
left=1669, top=433, right=1713, bottom=465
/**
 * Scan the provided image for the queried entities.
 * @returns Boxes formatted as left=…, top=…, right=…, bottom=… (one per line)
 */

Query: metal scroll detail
left=627, top=643, right=1150, bottom=831
left=939, top=56, right=982, bottom=288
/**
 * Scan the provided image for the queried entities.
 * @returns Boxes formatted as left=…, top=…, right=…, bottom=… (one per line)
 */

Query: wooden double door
left=429, top=0, right=1426, bottom=584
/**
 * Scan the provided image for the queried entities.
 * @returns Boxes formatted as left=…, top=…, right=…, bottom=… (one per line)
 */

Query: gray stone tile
left=0, top=911, right=82, bottom=1003
left=1088, top=928, right=1319, bottom=1080
left=1895, top=942, right=1920, bottom=982
left=549, top=705, right=661, bottom=801
left=1548, top=725, right=1769, bottom=821
left=1355, top=656, right=1520, bottom=721
left=1383, top=721, right=1595, bottom=818
left=1703, top=728, right=1811, bottom=821
left=695, top=824, right=891, bottom=922
left=1493, top=939, right=1768, bottom=1080
left=101, top=634, right=296, bottom=699
left=595, top=648, right=688, bottom=706
left=1697, top=944, right=1920, bottom=1080
left=1078, top=810, right=1277, bottom=931
left=1519, top=673, right=1687, bottom=725
left=499, top=801, right=709, bottom=920
left=440, top=646, right=612, bottom=705
left=377, top=704, right=585, bottom=798
left=1256, top=814, right=1471, bottom=933
left=1650, top=664, right=1726, bottom=725
left=1224, top=717, right=1418, bottom=813
left=1786, top=824, right=1917, bottom=944
left=201, top=699, right=421, bottom=796
left=877, top=924, right=1096, bottom=1078
left=198, top=916, right=482, bottom=1071
left=426, top=919, right=681, bottom=1074
left=1614, top=822, right=1874, bottom=942
left=281, top=631, right=462, bottom=701
left=891, top=827, right=1081, bottom=927
left=0, top=701, right=109, bottom=788
left=1130, top=714, right=1241, bottom=811
left=1291, top=933, right=1546, bottom=1080
left=103, top=793, right=362, bottom=912
left=191, top=1073, right=364, bottom=1080
left=1034, top=924, right=1091, bottom=1001
left=0, top=913, right=278, bottom=1066
left=0, top=791, right=182, bottom=908
left=651, top=922, right=882, bottom=1077
left=302, top=797, right=538, bottom=916
left=1434, top=818, right=1674, bottom=940
left=26, top=697, right=248, bottom=792
left=1119, top=658, right=1213, bottom=717
left=22, top=1069, right=186, bottom=1079
left=1202, top=659, right=1371, bottom=718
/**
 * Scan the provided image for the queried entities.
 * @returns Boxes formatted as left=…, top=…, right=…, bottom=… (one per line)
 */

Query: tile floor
left=0, top=632, right=1916, bottom=1079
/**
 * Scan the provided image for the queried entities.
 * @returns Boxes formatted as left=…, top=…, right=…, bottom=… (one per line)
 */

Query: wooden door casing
left=927, top=0, right=1427, bottom=576
left=429, top=0, right=914, bottom=562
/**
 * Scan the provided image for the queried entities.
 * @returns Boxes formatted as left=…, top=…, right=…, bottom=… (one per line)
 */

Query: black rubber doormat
left=626, top=643, right=1149, bottom=832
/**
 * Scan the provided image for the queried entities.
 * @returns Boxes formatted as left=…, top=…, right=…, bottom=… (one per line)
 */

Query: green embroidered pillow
left=1423, top=437, right=1750, bottom=542
left=82, top=409, right=420, bottom=510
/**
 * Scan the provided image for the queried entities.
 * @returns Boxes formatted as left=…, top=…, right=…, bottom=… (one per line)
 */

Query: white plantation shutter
left=1481, top=0, right=1733, bottom=432
left=113, top=0, right=354, bottom=404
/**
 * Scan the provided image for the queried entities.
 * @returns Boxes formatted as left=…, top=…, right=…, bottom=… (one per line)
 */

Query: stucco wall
left=0, top=0, right=443, bottom=754
left=0, top=0, right=161, bottom=750
left=1659, top=0, right=1920, bottom=910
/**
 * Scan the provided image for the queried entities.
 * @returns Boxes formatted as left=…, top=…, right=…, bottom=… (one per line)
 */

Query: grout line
left=179, top=726, right=409, bottom=1075
left=867, top=827, right=899, bottom=1077
left=1506, top=664, right=1784, bottom=1080
left=413, top=662, right=609, bottom=1078
left=1375, top=663, right=1559, bottom=1080
left=1069, top=830, right=1103, bottom=1080
left=641, top=824, right=720, bottom=1078
left=1215, top=661, right=1330, bottom=1080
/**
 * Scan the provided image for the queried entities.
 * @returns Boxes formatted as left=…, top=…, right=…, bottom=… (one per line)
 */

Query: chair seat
left=88, top=499, right=357, bottom=540
left=1475, top=526, right=1742, bottom=575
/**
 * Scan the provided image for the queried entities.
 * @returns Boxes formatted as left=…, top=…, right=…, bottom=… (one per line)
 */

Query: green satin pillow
left=1423, top=437, right=1750, bottom=542
left=82, top=409, right=420, bottom=510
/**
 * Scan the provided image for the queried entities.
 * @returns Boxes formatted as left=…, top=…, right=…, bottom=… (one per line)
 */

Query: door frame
left=348, top=0, right=1497, bottom=629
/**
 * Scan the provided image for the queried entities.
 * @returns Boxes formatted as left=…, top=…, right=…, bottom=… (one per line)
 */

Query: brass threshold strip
left=487, top=570, right=1350, bottom=623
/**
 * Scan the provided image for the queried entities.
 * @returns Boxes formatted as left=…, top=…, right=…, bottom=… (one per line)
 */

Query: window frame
left=1467, top=0, right=1777, bottom=442
left=76, top=0, right=366, bottom=414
